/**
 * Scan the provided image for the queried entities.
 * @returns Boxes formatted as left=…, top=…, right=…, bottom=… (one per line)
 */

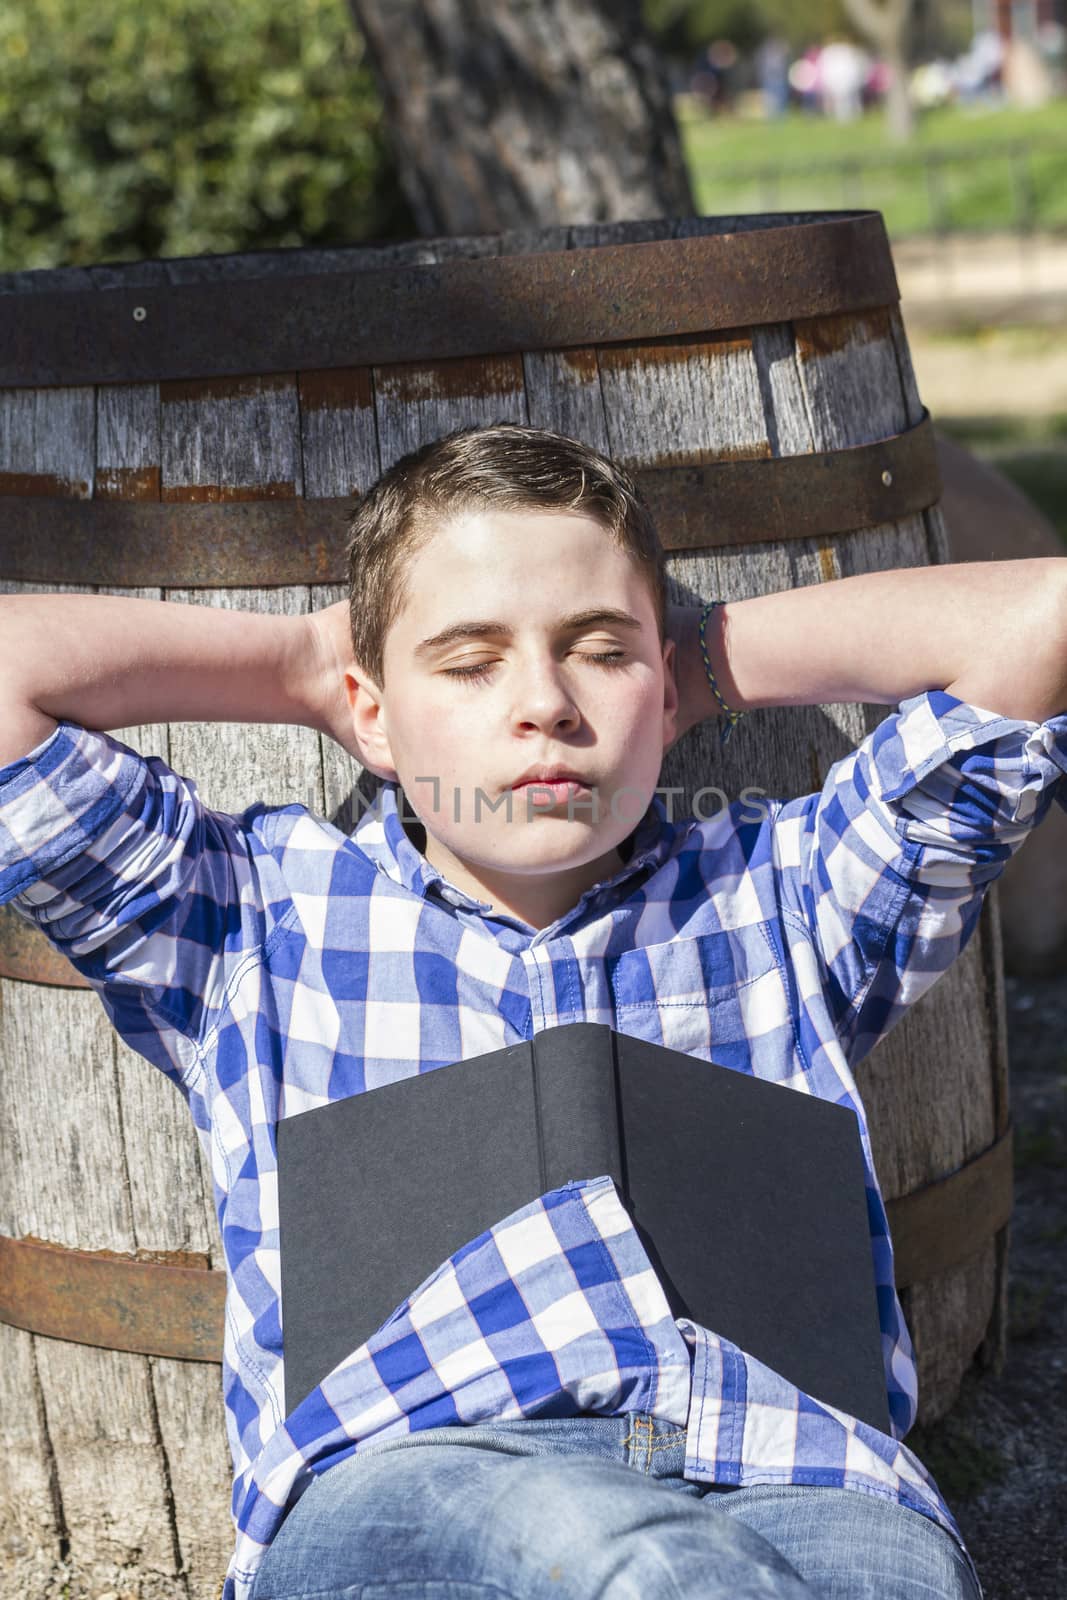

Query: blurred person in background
left=819, top=36, right=870, bottom=121
left=1037, top=19, right=1066, bottom=91
left=863, top=55, right=893, bottom=110
left=756, top=33, right=790, bottom=119
left=953, top=28, right=1004, bottom=104
left=788, top=44, right=823, bottom=116
left=690, top=38, right=740, bottom=115
left=911, top=59, right=956, bottom=110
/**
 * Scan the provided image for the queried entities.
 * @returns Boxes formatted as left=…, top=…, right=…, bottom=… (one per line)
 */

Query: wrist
left=698, top=600, right=748, bottom=747
left=302, top=601, right=366, bottom=758
left=668, top=602, right=745, bottom=745
left=294, top=611, right=335, bottom=736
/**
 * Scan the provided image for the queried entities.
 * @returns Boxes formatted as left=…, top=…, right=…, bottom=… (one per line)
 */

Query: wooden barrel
left=0, top=212, right=1012, bottom=1600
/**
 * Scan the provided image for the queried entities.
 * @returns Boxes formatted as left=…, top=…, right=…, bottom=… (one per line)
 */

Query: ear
left=344, top=665, right=399, bottom=782
left=661, top=635, right=680, bottom=752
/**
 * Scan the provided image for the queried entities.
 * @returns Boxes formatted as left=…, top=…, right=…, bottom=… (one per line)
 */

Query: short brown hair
left=344, top=421, right=668, bottom=690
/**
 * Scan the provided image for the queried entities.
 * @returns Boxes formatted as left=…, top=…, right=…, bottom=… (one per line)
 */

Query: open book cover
left=277, top=1021, right=890, bottom=1433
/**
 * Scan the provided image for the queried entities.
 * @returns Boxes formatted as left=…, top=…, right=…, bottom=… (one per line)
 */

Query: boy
left=1, top=422, right=1065, bottom=1600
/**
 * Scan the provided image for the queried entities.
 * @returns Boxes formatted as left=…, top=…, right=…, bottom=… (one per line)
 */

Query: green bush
left=0, top=0, right=416, bottom=269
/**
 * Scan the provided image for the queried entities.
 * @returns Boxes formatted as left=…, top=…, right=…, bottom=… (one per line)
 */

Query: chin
left=461, top=830, right=613, bottom=868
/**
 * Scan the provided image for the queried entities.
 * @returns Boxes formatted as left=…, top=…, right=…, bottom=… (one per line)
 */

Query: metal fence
left=705, top=137, right=1067, bottom=238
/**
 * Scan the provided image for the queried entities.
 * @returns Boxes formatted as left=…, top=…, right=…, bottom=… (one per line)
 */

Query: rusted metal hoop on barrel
left=0, top=211, right=899, bottom=389
left=0, top=410, right=940, bottom=591
left=0, top=1128, right=1012, bottom=1361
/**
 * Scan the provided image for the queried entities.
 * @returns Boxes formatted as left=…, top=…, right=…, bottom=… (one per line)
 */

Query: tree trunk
left=344, top=0, right=695, bottom=234
left=883, top=44, right=915, bottom=141
left=842, top=0, right=916, bottom=141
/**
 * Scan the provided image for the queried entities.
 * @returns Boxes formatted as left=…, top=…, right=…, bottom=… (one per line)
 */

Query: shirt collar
left=351, top=780, right=680, bottom=918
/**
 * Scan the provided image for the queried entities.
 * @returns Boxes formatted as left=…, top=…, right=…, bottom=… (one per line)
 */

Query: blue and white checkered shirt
left=2, top=690, right=1065, bottom=1599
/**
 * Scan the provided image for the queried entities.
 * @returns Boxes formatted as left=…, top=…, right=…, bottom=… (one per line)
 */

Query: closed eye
left=442, top=651, right=627, bottom=683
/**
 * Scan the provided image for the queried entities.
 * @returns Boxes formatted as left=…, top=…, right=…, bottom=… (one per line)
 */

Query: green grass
left=679, top=99, right=1067, bottom=237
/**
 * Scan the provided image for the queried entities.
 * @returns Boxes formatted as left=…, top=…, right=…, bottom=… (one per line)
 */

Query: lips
left=510, top=766, right=593, bottom=789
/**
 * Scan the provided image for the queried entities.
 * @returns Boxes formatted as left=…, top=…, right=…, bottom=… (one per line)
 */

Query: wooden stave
left=0, top=223, right=1009, bottom=1600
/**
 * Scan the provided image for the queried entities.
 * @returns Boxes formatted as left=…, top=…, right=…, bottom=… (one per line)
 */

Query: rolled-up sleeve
left=774, top=690, right=1067, bottom=1067
left=0, top=719, right=275, bottom=1072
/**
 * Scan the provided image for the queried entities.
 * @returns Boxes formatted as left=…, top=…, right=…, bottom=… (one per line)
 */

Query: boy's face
left=345, top=506, right=678, bottom=931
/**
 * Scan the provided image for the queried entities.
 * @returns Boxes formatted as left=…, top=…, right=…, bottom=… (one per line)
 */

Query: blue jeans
left=250, top=1413, right=981, bottom=1600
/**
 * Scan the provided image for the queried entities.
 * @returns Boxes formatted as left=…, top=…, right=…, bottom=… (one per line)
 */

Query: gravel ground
left=907, top=971, right=1067, bottom=1600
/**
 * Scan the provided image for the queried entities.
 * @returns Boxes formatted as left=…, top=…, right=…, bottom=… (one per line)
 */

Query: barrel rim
left=0, top=210, right=899, bottom=389
left=1, top=208, right=892, bottom=293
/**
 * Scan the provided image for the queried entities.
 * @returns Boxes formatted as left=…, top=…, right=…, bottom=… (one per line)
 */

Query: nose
left=511, top=652, right=582, bottom=734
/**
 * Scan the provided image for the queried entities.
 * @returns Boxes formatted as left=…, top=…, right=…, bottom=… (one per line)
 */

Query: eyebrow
left=413, top=608, right=645, bottom=660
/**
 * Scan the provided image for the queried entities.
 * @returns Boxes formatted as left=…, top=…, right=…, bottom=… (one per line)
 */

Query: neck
left=402, top=812, right=635, bottom=930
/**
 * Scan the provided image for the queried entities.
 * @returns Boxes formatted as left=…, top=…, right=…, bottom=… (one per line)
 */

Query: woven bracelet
left=698, top=599, right=746, bottom=752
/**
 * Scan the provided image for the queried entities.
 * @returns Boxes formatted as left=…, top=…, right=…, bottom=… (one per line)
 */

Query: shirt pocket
left=609, top=923, right=800, bottom=1077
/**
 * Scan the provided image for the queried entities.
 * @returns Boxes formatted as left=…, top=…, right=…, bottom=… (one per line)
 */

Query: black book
left=277, top=1021, right=890, bottom=1433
